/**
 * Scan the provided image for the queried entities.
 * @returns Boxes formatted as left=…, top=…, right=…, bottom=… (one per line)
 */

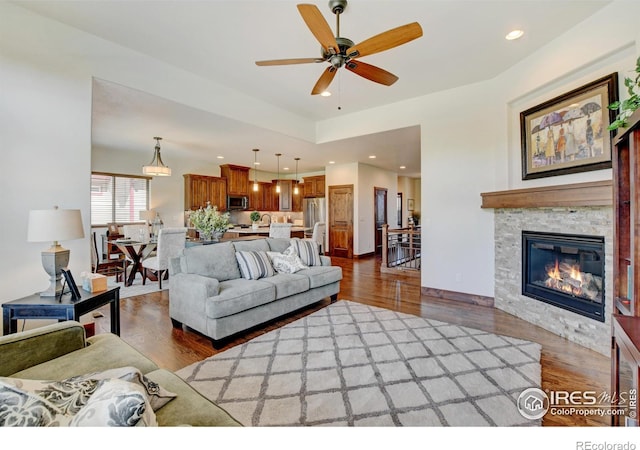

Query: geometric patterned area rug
left=176, top=300, right=542, bottom=426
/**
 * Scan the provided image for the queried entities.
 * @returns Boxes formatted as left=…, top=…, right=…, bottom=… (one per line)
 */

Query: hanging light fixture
left=252, top=149, right=260, bottom=192
left=142, top=137, right=171, bottom=176
left=275, top=153, right=282, bottom=193
left=294, top=157, right=300, bottom=195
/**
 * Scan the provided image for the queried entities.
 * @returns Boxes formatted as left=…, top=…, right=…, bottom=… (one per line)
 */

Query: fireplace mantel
left=480, top=180, right=612, bottom=209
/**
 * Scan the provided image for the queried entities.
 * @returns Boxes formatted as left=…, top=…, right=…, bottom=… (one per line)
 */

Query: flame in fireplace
left=545, top=259, right=584, bottom=296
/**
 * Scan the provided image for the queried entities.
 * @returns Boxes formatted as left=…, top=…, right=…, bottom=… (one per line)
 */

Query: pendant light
left=294, top=157, right=300, bottom=195
left=143, top=137, right=171, bottom=176
left=252, top=148, right=259, bottom=192
left=275, top=153, right=281, bottom=193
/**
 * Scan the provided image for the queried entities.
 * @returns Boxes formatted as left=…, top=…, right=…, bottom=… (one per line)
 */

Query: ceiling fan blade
left=347, top=22, right=423, bottom=59
left=311, top=66, right=338, bottom=95
left=345, top=60, right=398, bottom=86
left=256, top=58, right=325, bottom=66
left=297, top=4, right=339, bottom=54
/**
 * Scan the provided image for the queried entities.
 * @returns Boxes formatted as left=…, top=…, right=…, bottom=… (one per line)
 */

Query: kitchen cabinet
left=276, top=179, right=293, bottom=211
left=220, top=164, right=250, bottom=196
left=184, top=174, right=227, bottom=211
left=303, top=175, right=325, bottom=197
left=293, top=183, right=303, bottom=212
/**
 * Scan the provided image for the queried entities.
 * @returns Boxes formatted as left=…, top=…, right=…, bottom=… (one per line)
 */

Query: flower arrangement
left=189, top=202, right=230, bottom=239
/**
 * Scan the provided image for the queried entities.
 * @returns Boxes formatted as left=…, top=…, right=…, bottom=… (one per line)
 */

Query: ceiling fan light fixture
left=320, top=91, right=332, bottom=97
left=142, top=137, right=171, bottom=176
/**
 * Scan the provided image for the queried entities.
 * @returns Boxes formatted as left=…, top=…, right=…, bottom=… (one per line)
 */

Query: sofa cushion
left=182, top=242, right=241, bottom=281
left=235, top=251, right=275, bottom=280
left=297, top=265, right=343, bottom=289
left=146, top=369, right=241, bottom=426
left=233, top=239, right=270, bottom=253
left=259, top=273, right=310, bottom=299
left=290, top=238, right=322, bottom=266
left=10, top=333, right=159, bottom=380
left=206, top=278, right=276, bottom=319
left=266, top=238, right=291, bottom=253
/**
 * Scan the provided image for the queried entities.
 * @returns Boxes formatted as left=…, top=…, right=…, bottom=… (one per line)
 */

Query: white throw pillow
left=289, top=238, right=321, bottom=266
left=267, top=250, right=308, bottom=274
left=235, top=250, right=275, bottom=280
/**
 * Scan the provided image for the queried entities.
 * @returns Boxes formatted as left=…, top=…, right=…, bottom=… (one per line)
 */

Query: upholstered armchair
left=142, top=227, right=187, bottom=289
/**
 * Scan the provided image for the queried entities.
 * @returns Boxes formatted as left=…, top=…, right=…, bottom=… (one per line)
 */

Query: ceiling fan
left=255, top=0, right=423, bottom=95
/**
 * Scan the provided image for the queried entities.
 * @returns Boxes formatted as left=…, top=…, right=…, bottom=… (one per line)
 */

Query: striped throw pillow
left=235, top=251, right=275, bottom=280
left=290, top=238, right=321, bottom=267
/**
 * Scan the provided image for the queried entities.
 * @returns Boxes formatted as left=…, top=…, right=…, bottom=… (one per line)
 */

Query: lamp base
left=40, top=245, right=70, bottom=297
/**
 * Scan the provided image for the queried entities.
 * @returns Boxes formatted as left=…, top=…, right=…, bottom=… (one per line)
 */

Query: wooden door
left=329, top=184, right=354, bottom=258
left=374, top=187, right=388, bottom=255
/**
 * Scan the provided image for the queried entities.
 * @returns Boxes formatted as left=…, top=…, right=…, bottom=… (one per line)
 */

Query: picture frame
left=520, top=73, right=618, bottom=180
left=61, top=269, right=82, bottom=301
left=407, top=198, right=415, bottom=211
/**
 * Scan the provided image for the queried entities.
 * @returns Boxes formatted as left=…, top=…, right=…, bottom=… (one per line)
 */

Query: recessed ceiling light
left=254, top=162, right=260, bottom=165
left=320, top=91, right=331, bottom=97
left=217, top=156, right=224, bottom=159
left=329, top=161, right=335, bottom=164
left=283, top=167, right=289, bottom=171
left=369, top=155, right=376, bottom=159
left=505, top=29, right=524, bottom=41
left=400, top=166, right=406, bottom=169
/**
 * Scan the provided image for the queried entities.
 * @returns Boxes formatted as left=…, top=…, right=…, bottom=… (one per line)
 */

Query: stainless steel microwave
left=227, top=195, right=249, bottom=210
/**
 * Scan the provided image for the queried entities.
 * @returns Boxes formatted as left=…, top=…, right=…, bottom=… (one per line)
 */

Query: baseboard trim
left=421, top=287, right=494, bottom=307
left=354, top=252, right=375, bottom=259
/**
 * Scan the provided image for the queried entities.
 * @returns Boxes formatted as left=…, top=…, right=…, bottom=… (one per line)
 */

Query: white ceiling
left=14, top=0, right=611, bottom=177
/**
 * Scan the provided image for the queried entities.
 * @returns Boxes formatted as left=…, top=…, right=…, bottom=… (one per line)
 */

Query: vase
left=252, top=223, right=259, bottom=231
left=199, top=230, right=213, bottom=241
left=213, top=231, right=224, bottom=242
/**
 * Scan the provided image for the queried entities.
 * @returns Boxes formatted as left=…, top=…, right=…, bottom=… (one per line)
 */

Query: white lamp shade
left=139, top=209, right=156, bottom=221
left=143, top=165, right=171, bottom=176
left=27, top=208, right=85, bottom=243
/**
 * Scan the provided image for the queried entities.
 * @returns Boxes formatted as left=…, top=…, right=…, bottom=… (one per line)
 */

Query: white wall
left=316, top=0, right=640, bottom=297
left=358, top=164, right=398, bottom=255
left=0, top=3, right=315, bottom=303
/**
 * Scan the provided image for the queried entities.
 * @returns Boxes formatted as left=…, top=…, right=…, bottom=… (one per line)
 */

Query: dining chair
left=311, top=222, right=326, bottom=255
left=142, top=227, right=187, bottom=289
left=90, top=231, right=127, bottom=282
left=269, top=223, right=292, bottom=238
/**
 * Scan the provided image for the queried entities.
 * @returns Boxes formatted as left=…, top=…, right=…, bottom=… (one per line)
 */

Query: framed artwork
left=520, top=73, right=618, bottom=180
left=61, top=269, right=81, bottom=301
left=407, top=198, right=415, bottom=211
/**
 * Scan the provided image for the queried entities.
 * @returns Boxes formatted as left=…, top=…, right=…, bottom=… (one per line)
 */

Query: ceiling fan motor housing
left=329, top=0, right=347, bottom=15
left=322, top=36, right=354, bottom=67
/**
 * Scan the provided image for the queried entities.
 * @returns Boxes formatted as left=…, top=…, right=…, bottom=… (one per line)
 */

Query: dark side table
left=2, top=286, right=120, bottom=336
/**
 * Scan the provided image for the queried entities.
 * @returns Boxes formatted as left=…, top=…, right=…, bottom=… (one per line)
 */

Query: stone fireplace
left=493, top=206, right=612, bottom=355
left=481, top=180, right=613, bottom=356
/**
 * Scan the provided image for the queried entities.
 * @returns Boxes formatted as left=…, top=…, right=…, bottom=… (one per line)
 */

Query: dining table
left=110, top=239, right=157, bottom=287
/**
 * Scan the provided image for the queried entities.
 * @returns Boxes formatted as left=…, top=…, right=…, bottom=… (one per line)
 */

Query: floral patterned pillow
left=0, top=367, right=174, bottom=427
left=267, top=246, right=308, bottom=274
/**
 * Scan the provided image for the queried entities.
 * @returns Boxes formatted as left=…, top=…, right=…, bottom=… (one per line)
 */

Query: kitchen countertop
left=228, top=226, right=311, bottom=234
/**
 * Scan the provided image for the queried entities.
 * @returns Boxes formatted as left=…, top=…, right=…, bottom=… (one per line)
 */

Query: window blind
left=91, top=173, right=149, bottom=226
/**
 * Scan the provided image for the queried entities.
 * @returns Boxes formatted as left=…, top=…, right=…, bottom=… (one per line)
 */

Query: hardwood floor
left=91, top=255, right=611, bottom=426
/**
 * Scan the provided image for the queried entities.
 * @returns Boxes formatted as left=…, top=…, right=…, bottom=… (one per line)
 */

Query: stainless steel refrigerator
left=303, top=198, right=326, bottom=234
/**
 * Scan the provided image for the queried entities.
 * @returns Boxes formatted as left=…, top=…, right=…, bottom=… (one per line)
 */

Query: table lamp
left=27, top=206, right=85, bottom=297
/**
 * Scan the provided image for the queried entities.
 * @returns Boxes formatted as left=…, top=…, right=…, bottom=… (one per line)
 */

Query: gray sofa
left=169, top=238, right=342, bottom=345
